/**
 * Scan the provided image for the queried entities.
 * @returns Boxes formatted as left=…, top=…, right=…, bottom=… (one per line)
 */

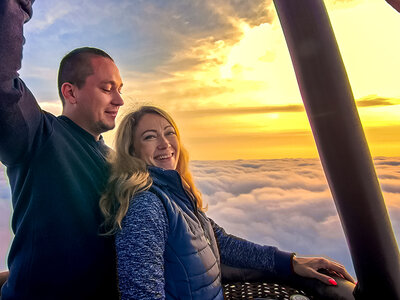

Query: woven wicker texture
left=222, top=282, right=313, bottom=300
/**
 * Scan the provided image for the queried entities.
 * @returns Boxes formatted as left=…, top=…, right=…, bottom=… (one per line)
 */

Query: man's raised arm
left=0, top=0, right=33, bottom=84
left=0, top=0, right=42, bottom=166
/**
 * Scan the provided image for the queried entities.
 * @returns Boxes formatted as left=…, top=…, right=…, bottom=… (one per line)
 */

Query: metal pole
left=386, top=0, right=400, bottom=13
left=273, top=0, right=400, bottom=298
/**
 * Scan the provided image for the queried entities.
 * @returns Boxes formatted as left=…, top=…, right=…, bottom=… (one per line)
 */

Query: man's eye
left=102, top=88, right=111, bottom=93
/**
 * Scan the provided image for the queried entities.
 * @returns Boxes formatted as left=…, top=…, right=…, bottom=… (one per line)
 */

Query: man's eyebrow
left=100, top=80, right=123, bottom=88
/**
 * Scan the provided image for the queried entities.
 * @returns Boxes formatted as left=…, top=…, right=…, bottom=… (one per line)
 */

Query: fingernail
left=329, top=278, right=337, bottom=286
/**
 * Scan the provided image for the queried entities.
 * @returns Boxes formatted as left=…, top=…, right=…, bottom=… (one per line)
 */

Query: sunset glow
left=21, top=0, right=400, bottom=160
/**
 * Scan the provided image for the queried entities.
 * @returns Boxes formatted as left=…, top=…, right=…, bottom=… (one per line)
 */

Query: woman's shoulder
left=121, top=191, right=168, bottom=228
left=129, top=190, right=164, bottom=211
left=132, top=190, right=159, bottom=201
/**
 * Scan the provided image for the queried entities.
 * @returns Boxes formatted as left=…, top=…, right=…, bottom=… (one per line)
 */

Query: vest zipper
left=179, top=179, right=212, bottom=246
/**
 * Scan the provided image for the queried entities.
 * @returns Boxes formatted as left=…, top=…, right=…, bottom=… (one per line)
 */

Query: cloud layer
left=191, top=157, right=400, bottom=278
left=1, top=157, right=399, bottom=278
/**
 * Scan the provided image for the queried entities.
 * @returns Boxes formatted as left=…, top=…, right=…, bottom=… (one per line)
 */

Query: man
left=0, top=1, right=124, bottom=299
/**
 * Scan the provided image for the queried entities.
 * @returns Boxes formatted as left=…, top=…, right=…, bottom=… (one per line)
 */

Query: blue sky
left=22, top=0, right=270, bottom=102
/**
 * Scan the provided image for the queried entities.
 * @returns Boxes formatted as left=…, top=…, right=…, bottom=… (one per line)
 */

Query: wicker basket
left=222, top=281, right=313, bottom=300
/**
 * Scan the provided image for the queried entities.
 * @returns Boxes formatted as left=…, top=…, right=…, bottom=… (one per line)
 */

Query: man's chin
left=98, top=121, right=116, bottom=133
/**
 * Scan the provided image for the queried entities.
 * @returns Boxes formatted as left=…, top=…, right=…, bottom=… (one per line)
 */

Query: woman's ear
left=61, top=82, right=77, bottom=105
left=129, top=144, right=135, bottom=156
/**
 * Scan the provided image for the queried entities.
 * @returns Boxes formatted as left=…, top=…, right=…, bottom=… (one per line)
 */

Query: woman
left=100, top=106, right=354, bottom=300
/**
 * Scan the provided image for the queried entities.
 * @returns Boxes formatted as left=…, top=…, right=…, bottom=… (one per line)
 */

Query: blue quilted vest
left=149, top=167, right=224, bottom=300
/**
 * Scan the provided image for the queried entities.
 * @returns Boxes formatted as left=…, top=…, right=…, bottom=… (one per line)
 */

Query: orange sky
left=35, top=0, right=400, bottom=160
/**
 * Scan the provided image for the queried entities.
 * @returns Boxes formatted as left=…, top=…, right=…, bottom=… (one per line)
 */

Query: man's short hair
left=57, top=47, right=114, bottom=106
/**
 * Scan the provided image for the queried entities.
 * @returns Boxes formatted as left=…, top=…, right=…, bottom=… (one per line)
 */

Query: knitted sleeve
left=116, top=191, right=169, bottom=300
left=209, top=218, right=294, bottom=278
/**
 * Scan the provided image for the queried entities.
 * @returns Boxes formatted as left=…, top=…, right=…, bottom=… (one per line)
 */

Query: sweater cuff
left=274, top=250, right=296, bottom=277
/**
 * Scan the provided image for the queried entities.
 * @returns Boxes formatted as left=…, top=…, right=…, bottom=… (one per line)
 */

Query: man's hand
left=18, top=0, right=34, bottom=23
left=386, top=0, right=400, bottom=13
left=292, top=256, right=355, bottom=286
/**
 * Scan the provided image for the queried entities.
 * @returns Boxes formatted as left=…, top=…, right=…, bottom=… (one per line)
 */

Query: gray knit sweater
left=116, top=190, right=293, bottom=299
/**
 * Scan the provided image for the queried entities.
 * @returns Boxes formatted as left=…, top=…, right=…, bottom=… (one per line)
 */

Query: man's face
left=74, top=56, right=124, bottom=138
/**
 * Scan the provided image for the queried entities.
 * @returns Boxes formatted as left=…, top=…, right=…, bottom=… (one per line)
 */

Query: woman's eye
left=166, top=131, right=176, bottom=136
left=144, top=135, right=156, bottom=140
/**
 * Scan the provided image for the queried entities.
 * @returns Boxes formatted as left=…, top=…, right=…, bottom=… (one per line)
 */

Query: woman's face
left=133, top=113, right=180, bottom=170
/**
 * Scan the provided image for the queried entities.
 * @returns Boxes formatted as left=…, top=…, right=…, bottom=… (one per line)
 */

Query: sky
left=17, top=0, right=400, bottom=160
left=2, top=157, right=400, bottom=278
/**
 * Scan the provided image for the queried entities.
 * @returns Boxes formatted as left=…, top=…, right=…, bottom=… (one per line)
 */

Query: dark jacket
left=0, top=1, right=117, bottom=299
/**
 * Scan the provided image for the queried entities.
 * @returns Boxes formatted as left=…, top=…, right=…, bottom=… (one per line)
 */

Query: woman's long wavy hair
left=100, top=106, right=205, bottom=234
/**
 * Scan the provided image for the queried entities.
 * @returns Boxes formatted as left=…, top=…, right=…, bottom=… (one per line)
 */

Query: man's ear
left=61, top=82, right=78, bottom=104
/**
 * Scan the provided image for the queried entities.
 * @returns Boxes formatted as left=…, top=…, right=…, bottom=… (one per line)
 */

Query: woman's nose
left=157, top=136, right=170, bottom=149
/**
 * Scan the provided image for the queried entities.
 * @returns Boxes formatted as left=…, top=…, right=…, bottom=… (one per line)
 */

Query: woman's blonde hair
left=100, top=106, right=205, bottom=234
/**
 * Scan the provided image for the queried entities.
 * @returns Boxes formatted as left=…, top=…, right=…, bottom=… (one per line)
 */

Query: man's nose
left=112, top=92, right=124, bottom=106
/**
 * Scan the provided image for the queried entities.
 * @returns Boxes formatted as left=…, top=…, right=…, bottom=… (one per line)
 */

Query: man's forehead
left=89, top=56, right=123, bottom=85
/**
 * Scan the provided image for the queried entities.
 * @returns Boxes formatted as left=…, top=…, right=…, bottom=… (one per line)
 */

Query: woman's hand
left=292, top=256, right=355, bottom=286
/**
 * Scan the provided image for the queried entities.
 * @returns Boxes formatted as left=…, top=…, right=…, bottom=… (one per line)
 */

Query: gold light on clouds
left=42, top=0, right=400, bottom=160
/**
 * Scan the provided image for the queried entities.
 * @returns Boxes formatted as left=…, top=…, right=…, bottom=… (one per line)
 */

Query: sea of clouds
left=1, top=157, right=400, bottom=278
